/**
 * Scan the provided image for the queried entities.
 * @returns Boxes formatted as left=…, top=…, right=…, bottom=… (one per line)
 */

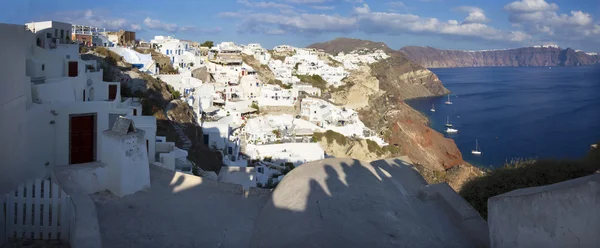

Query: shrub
left=460, top=147, right=600, bottom=220
left=313, top=130, right=347, bottom=146
left=272, top=129, right=281, bottom=138
left=250, top=102, right=260, bottom=113
left=172, top=90, right=181, bottom=99
left=200, top=41, right=214, bottom=48
left=297, top=74, right=327, bottom=91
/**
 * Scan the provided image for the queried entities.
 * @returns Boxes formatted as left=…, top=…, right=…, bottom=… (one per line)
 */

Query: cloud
left=354, top=4, right=528, bottom=42
left=388, top=1, right=406, bottom=9
left=456, top=6, right=490, bottom=24
left=48, top=9, right=140, bottom=31
left=311, top=5, right=335, bottom=10
left=504, top=0, right=558, bottom=13
left=286, top=0, right=329, bottom=3
left=237, top=0, right=293, bottom=9
left=220, top=11, right=356, bottom=34
left=220, top=3, right=538, bottom=45
left=504, top=0, right=599, bottom=44
left=143, top=17, right=221, bottom=34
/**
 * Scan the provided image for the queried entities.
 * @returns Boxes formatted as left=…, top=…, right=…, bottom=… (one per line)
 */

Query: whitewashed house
left=0, top=23, right=158, bottom=197
left=258, top=84, right=294, bottom=106
left=245, top=143, right=325, bottom=166
left=25, top=21, right=72, bottom=50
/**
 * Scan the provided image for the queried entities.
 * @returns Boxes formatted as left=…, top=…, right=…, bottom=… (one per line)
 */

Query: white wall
left=99, top=130, right=150, bottom=197
left=0, top=24, right=39, bottom=195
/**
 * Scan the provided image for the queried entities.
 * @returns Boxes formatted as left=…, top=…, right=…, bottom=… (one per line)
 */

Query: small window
left=60, top=29, right=64, bottom=38
left=54, top=29, right=58, bottom=38
left=41, top=64, right=45, bottom=71
left=258, top=167, right=264, bottom=174
left=46, top=33, right=51, bottom=38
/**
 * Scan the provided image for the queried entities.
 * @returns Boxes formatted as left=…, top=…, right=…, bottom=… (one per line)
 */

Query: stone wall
left=488, top=174, right=600, bottom=248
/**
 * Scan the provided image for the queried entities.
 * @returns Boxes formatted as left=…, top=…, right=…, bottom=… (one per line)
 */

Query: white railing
left=2, top=179, right=71, bottom=243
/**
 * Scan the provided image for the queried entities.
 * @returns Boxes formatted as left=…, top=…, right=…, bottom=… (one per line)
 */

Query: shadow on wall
left=89, top=157, right=488, bottom=248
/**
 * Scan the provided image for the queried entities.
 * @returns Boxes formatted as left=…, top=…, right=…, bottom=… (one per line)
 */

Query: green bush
left=460, top=147, right=600, bottom=220
left=313, top=130, right=347, bottom=146
left=172, top=90, right=181, bottom=99
left=250, top=102, right=260, bottom=114
left=297, top=74, right=328, bottom=90
left=200, top=41, right=214, bottom=48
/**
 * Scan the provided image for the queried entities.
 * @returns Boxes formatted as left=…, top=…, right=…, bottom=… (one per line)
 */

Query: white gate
left=2, top=179, right=71, bottom=242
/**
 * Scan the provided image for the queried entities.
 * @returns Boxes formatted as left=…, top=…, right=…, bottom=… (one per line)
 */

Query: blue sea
left=406, top=66, right=600, bottom=168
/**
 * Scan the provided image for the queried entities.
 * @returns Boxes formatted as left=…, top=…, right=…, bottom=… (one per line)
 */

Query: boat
left=445, top=127, right=458, bottom=133
left=471, top=139, right=482, bottom=155
left=444, top=94, right=453, bottom=105
left=444, top=116, right=453, bottom=127
left=430, top=104, right=435, bottom=112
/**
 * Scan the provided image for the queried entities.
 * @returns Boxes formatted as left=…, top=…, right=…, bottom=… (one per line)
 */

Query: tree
left=200, top=41, right=214, bottom=48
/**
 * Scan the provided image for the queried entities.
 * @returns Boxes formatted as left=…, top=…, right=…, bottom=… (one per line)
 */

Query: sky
left=1, top=0, right=599, bottom=52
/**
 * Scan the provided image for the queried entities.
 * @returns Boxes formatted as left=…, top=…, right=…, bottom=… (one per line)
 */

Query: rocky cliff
left=308, top=38, right=479, bottom=190
left=400, top=46, right=600, bottom=68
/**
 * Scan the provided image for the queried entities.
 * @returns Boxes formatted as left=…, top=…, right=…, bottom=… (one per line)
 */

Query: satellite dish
left=87, top=79, right=93, bottom=86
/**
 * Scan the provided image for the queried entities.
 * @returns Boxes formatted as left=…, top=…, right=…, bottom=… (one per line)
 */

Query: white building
left=151, top=36, right=196, bottom=69
left=25, top=21, right=72, bottom=50
left=0, top=23, right=159, bottom=197
left=273, top=45, right=295, bottom=53
left=246, top=143, right=325, bottom=166
left=258, top=84, right=294, bottom=106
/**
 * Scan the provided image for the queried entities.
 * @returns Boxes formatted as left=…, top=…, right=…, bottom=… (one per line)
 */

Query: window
left=60, top=29, right=64, bottom=38
left=41, top=64, right=45, bottom=71
left=258, top=167, right=264, bottom=174
left=54, top=29, right=57, bottom=38
left=46, top=33, right=51, bottom=38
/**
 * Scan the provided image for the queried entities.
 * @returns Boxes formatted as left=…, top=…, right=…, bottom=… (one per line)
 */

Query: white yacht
left=444, top=94, right=453, bottom=105
left=444, top=116, right=452, bottom=127
left=471, top=139, right=482, bottom=155
left=445, top=127, right=458, bottom=133
left=430, top=104, right=435, bottom=112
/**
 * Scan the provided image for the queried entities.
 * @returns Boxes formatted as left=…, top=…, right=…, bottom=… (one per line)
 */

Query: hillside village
left=1, top=20, right=598, bottom=248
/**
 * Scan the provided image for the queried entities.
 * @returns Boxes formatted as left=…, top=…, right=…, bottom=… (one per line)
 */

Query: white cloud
left=311, top=5, right=335, bottom=10
left=505, top=0, right=599, bottom=44
left=504, top=0, right=558, bottom=13
left=354, top=4, right=370, bottom=14
left=219, top=3, right=538, bottom=44
left=143, top=17, right=221, bottom=34
left=49, top=9, right=140, bottom=31
left=388, top=1, right=406, bottom=9
left=456, top=6, right=490, bottom=24
left=286, top=0, right=329, bottom=3
left=237, top=0, right=293, bottom=9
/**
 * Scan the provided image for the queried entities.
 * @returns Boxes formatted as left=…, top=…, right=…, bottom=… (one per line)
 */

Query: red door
left=70, top=115, right=95, bottom=164
left=68, top=61, right=78, bottom=77
left=108, top=85, right=117, bottom=100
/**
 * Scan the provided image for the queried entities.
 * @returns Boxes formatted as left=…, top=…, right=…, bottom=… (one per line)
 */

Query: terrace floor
left=91, top=166, right=269, bottom=248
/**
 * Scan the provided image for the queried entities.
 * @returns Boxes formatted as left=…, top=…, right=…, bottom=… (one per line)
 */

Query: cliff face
left=400, top=46, right=600, bottom=68
left=307, top=38, right=478, bottom=190
left=308, top=37, right=394, bottom=54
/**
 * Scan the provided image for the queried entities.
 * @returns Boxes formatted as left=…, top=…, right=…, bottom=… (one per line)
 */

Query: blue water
left=406, top=66, right=600, bottom=168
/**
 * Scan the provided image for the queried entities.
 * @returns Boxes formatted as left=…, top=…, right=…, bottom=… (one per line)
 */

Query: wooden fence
left=1, top=179, right=71, bottom=242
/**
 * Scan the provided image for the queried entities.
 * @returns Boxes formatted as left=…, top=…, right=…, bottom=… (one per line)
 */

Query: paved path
left=92, top=166, right=269, bottom=248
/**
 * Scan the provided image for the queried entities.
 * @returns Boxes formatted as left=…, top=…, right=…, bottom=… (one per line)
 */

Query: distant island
left=400, top=46, right=600, bottom=68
